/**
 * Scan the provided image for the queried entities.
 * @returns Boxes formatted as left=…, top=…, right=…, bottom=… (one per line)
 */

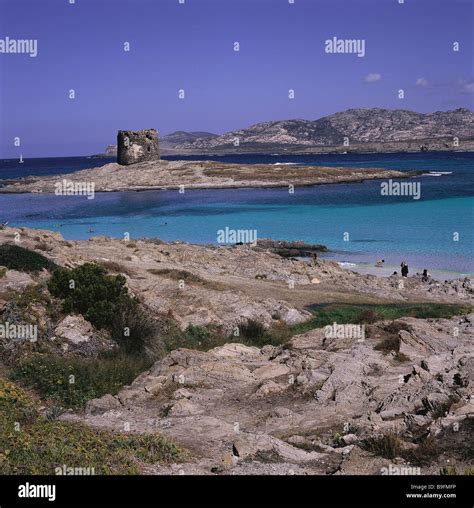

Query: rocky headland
left=0, top=160, right=420, bottom=194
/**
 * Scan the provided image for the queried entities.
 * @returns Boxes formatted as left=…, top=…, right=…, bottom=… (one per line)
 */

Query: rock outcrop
left=67, top=314, right=473, bottom=475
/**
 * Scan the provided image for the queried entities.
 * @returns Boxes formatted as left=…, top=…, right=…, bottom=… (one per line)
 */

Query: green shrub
left=183, top=324, right=229, bottom=350
left=10, top=353, right=152, bottom=409
left=48, top=263, right=133, bottom=330
left=0, top=244, right=57, bottom=272
left=185, top=324, right=211, bottom=343
left=160, top=323, right=227, bottom=352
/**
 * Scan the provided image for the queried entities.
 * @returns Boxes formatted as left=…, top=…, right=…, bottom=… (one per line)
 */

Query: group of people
left=376, top=259, right=430, bottom=281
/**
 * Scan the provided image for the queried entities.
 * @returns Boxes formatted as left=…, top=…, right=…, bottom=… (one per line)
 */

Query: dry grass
left=374, top=336, right=400, bottom=353
left=147, top=268, right=225, bottom=290
left=202, top=164, right=395, bottom=183
left=361, top=433, right=402, bottom=459
left=97, top=260, right=135, bottom=277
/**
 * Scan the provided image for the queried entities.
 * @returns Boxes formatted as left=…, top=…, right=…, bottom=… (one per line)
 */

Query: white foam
left=423, top=171, right=453, bottom=177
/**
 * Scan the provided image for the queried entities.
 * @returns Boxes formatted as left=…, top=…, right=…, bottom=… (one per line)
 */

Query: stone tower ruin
left=117, top=129, right=160, bottom=165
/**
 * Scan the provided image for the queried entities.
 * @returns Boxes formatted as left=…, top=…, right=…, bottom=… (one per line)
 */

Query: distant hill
left=100, top=108, right=474, bottom=156
left=161, top=131, right=218, bottom=146
left=169, top=108, right=474, bottom=152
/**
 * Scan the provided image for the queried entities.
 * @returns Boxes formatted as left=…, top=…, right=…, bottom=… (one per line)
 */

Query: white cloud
left=456, top=79, right=474, bottom=94
left=462, top=81, right=474, bottom=94
left=364, top=73, right=382, bottom=83
left=415, top=77, right=428, bottom=87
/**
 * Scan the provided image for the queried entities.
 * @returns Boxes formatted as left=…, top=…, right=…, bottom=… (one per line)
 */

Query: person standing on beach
left=401, top=261, right=409, bottom=278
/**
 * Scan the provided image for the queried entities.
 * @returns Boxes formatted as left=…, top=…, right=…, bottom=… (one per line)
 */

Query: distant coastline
left=94, top=139, right=474, bottom=158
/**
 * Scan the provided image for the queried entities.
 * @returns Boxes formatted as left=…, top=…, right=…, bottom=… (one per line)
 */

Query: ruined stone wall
left=117, top=129, right=160, bottom=165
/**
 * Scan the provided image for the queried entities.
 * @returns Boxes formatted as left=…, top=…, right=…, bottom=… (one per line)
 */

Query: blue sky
left=0, top=0, right=473, bottom=157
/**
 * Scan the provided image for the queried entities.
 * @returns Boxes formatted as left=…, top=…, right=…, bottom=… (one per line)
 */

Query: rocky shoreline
left=0, top=160, right=422, bottom=194
left=0, top=227, right=471, bottom=329
left=0, top=227, right=472, bottom=475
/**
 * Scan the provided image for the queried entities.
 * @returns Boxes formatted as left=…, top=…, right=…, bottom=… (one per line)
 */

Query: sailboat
left=19, top=154, right=24, bottom=164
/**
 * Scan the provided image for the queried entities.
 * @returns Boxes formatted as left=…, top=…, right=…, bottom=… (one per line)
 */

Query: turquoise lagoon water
left=0, top=152, right=472, bottom=278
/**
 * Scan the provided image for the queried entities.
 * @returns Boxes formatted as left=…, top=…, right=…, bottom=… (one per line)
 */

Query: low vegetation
left=440, top=466, right=474, bottom=475
left=360, top=433, right=402, bottom=459
left=48, top=263, right=157, bottom=354
left=0, top=378, right=187, bottom=474
left=374, top=336, right=400, bottom=353
left=238, top=318, right=292, bottom=347
left=294, top=303, right=472, bottom=335
left=10, top=353, right=152, bottom=409
left=361, top=432, right=441, bottom=466
left=161, top=318, right=292, bottom=352
left=48, top=263, right=132, bottom=330
left=147, top=268, right=225, bottom=290
left=96, top=260, right=135, bottom=277
left=0, top=244, right=57, bottom=272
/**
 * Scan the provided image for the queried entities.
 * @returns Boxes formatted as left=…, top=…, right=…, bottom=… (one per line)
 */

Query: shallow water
left=0, top=152, right=472, bottom=277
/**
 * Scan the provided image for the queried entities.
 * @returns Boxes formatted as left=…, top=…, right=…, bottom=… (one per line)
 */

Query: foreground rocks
left=65, top=314, right=473, bottom=475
